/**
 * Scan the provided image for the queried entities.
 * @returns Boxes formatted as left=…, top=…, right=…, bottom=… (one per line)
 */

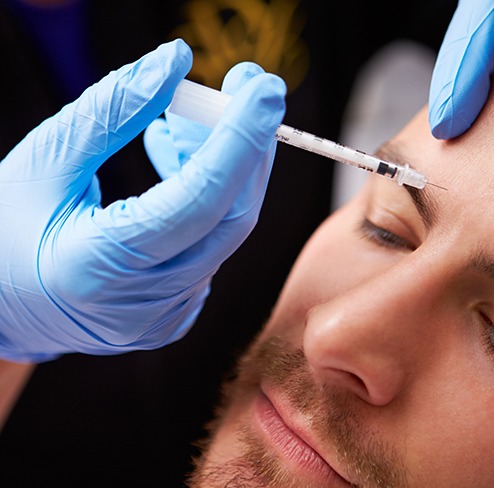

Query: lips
left=254, top=390, right=353, bottom=486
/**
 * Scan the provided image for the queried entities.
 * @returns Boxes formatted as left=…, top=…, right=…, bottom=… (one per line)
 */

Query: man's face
left=187, top=96, right=494, bottom=487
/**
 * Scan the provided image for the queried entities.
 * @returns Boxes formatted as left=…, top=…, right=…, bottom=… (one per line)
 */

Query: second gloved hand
left=0, top=39, right=286, bottom=362
left=429, top=0, right=494, bottom=139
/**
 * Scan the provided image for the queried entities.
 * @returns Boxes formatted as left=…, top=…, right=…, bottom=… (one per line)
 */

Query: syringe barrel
left=168, top=80, right=430, bottom=191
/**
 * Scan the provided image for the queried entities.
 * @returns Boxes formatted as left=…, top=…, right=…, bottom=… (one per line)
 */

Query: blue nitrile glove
left=0, top=39, right=286, bottom=362
left=429, top=0, right=494, bottom=139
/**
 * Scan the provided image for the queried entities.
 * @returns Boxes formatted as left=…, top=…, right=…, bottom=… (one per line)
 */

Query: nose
left=303, top=258, right=438, bottom=406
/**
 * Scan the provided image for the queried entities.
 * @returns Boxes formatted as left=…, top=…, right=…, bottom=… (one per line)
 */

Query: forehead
left=380, top=106, right=494, bottom=221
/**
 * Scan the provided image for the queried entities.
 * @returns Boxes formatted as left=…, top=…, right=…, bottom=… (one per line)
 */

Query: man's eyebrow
left=373, top=145, right=494, bottom=285
left=467, top=250, right=494, bottom=281
left=374, top=144, right=438, bottom=229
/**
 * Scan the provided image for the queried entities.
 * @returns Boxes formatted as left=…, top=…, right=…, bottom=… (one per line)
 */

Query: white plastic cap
left=168, top=79, right=232, bottom=128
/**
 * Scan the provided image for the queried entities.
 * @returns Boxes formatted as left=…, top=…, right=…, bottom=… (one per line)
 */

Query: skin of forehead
left=385, top=95, right=494, bottom=225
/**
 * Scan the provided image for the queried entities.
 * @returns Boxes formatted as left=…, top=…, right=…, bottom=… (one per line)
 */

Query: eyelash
left=479, top=310, right=494, bottom=355
left=358, top=218, right=416, bottom=251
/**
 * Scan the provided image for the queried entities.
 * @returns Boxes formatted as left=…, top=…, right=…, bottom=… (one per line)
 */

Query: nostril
left=348, top=371, right=366, bottom=389
left=313, top=366, right=369, bottom=400
left=343, top=370, right=369, bottom=398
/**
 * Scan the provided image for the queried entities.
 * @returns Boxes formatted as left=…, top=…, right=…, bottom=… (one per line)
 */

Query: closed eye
left=358, top=218, right=416, bottom=251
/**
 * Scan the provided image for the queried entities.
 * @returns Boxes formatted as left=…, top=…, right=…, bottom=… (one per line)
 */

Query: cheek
left=406, top=353, right=494, bottom=486
left=266, top=200, right=374, bottom=330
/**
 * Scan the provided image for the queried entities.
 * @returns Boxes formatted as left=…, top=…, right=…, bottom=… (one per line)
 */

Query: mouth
left=254, top=389, right=355, bottom=487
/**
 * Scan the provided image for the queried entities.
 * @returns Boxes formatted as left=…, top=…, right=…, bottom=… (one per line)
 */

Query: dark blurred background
left=0, top=0, right=456, bottom=485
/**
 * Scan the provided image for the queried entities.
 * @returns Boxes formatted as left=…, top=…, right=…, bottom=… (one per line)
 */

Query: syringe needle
left=427, top=182, right=448, bottom=191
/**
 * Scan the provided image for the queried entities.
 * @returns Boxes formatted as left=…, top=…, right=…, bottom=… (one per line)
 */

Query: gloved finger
left=142, top=118, right=181, bottom=180
left=221, top=61, right=265, bottom=95
left=141, top=62, right=275, bottom=282
left=216, top=61, right=274, bottom=221
left=142, top=143, right=274, bottom=289
left=144, top=112, right=212, bottom=178
left=157, top=61, right=266, bottom=169
left=429, top=1, right=494, bottom=139
left=5, top=39, right=192, bottom=186
left=91, top=71, right=286, bottom=267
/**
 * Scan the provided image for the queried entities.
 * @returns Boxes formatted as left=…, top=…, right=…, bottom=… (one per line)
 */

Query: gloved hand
left=429, top=0, right=494, bottom=139
left=0, top=39, right=286, bottom=362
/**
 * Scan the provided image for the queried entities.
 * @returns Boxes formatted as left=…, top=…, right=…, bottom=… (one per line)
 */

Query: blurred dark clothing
left=0, top=0, right=456, bottom=486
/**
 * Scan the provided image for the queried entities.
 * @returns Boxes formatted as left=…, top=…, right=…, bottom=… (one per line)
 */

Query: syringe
left=168, top=79, right=431, bottom=190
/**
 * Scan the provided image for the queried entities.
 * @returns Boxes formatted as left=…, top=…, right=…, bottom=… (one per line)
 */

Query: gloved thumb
left=429, top=2, right=494, bottom=139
